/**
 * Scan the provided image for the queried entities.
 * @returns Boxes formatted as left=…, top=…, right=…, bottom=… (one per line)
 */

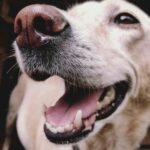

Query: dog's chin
left=43, top=78, right=129, bottom=145
left=26, top=70, right=51, bottom=81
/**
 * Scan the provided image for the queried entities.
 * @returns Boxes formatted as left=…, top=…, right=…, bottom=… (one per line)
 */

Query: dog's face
left=13, top=0, right=150, bottom=145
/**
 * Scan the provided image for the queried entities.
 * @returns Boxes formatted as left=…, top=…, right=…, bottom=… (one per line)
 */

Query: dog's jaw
left=43, top=81, right=129, bottom=144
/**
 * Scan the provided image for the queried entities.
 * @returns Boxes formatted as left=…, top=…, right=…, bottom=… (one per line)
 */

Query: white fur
left=4, top=0, right=150, bottom=149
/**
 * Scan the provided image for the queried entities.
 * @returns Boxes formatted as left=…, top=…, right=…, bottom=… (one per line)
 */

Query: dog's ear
left=128, top=0, right=150, bottom=16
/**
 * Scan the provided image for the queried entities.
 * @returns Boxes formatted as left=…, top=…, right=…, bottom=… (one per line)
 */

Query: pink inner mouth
left=44, top=79, right=128, bottom=144
left=45, top=88, right=103, bottom=127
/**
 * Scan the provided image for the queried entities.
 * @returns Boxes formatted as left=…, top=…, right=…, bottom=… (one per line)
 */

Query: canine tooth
left=57, top=127, right=64, bottom=133
left=74, top=110, right=82, bottom=129
left=102, top=88, right=115, bottom=106
left=103, top=96, right=111, bottom=106
left=106, top=87, right=115, bottom=100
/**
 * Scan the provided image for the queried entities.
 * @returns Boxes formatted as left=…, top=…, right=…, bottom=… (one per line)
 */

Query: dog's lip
left=44, top=81, right=129, bottom=144
left=44, top=124, right=94, bottom=144
left=26, top=70, right=51, bottom=81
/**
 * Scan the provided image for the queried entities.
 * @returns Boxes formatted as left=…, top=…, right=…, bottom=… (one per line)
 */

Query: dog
left=4, top=0, right=150, bottom=149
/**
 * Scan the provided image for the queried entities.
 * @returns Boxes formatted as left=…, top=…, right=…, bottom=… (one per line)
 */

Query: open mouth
left=44, top=80, right=129, bottom=144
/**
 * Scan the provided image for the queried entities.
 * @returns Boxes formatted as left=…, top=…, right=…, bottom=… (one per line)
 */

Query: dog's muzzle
left=14, top=4, right=133, bottom=145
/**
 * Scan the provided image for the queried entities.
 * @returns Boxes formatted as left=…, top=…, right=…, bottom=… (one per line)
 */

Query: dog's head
left=13, top=0, right=150, bottom=145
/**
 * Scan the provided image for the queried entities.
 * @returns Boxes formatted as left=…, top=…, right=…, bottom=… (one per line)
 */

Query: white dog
left=4, top=0, right=150, bottom=149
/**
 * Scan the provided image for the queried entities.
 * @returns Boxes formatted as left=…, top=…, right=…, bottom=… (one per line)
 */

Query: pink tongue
left=45, top=90, right=103, bottom=127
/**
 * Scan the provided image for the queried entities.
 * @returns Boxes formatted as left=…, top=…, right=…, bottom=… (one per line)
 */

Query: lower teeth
left=46, top=87, right=115, bottom=134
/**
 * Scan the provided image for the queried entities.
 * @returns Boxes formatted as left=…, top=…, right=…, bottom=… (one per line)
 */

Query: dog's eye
left=114, top=13, right=139, bottom=24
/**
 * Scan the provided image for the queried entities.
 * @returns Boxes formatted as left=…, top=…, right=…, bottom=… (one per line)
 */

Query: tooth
left=83, top=126, right=92, bottom=132
left=103, top=96, right=111, bottom=105
left=84, top=120, right=90, bottom=128
left=57, top=127, right=64, bottom=133
left=50, top=127, right=57, bottom=134
left=74, top=110, right=82, bottom=129
left=97, top=101, right=102, bottom=110
left=96, top=113, right=99, bottom=117
left=102, top=88, right=115, bottom=106
left=64, top=124, right=73, bottom=132
left=46, top=122, right=60, bottom=134
left=87, top=126, right=92, bottom=131
left=106, top=87, right=115, bottom=100
left=46, top=122, right=52, bottom=130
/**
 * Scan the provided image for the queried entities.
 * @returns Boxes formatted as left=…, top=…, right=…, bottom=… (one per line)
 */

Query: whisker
left=6, top=63, right=18, bottom=74
left=7, top=54, right=15, bottom=58
left=1, top=54, right=16, bottom=63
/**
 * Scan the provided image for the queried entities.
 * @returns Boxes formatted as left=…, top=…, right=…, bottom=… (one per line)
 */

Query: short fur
left=4, top=0, right=150, bottom=149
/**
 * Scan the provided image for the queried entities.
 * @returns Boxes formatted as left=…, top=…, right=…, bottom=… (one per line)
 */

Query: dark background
left=0, top=0, right=149, bottom=149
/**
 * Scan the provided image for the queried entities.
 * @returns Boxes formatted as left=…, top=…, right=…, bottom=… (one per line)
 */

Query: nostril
left=33, top=15, right=69, bottom=36
left=33, top=16, right=47, bottom=35
left=15, top=18, right=22, bottom=35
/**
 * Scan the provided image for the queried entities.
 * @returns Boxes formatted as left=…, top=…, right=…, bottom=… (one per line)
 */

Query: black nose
left=14, top=4, right=69, bottom=48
